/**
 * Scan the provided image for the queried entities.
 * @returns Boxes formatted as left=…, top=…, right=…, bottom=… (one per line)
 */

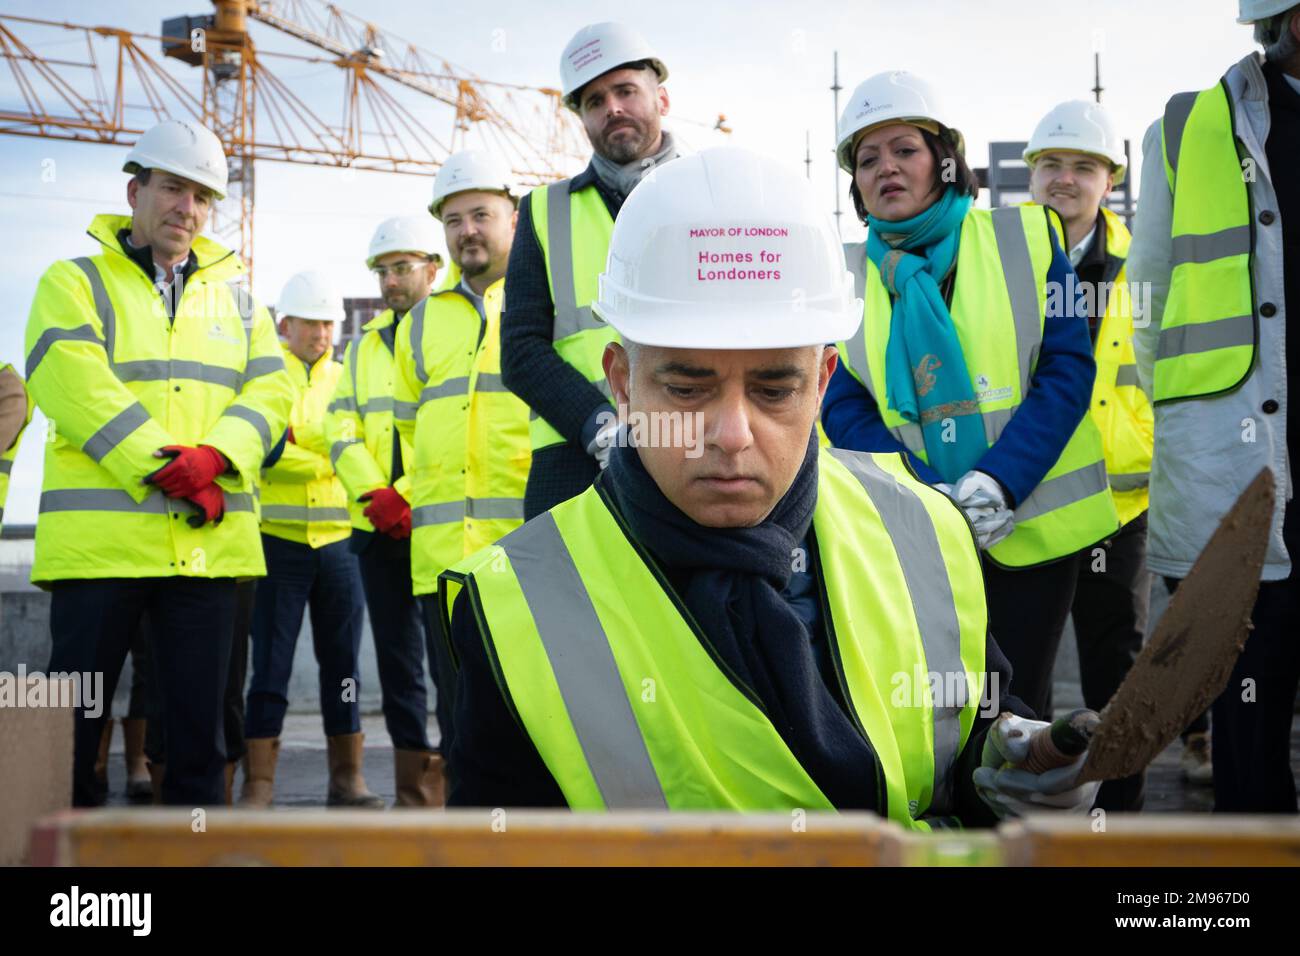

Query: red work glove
left=183, top=483, right=225, bottom=528
left=146, top=445, right=228, bottom=498
left=359, top=486, right=410, bottom=539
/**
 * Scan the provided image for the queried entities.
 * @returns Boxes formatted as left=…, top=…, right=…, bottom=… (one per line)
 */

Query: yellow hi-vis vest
left=24, top=214, right=294, bottom=583
left=259, top=345, right=351, bottom=548
left=839, top=205, right=1118, bottom=568
left=440, top=448, right=987, bottom=828
left=0, top=363, right=33, bottom=531
left=524, top=181, right=617, bottom=451
left=464, top=281, right=531, bottom=557
left=392, top=287, right=484, bottom=595
left=324, top=310, right=415, bottom=532
left=1155, top=80, right=1257, bottom=403
left=1090, top=208, right=1154, bottom=526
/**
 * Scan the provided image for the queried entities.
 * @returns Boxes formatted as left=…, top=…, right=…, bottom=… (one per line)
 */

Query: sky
left=0, top=0, right=1260, bottom=523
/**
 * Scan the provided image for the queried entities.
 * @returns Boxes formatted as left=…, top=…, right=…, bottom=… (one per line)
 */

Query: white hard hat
left=836, top=71, right=964, bottom=174
left=560, top=21, right=668, bottom=111
left=594, top=147, right=861, bottom=349
left=278, top=270, right=346, bottom=322
left=429, top=150, right=516, bottom=220
left=123, top=118, right=229, bottom=199
left=1023, top=100, right=1127, bottom=186
left=1237, top=0, right=1296, bottom=22
left=367, top=215, right=444, bottom=268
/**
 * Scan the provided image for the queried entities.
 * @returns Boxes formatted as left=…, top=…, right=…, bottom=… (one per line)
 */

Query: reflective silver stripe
left=0, top=459, right=12, bottom=475
left=500, top=511, right=667, bottom=809
left=546, top=182, right=603, bottom=342
left=244, top=355, right=285, bottom=380
left=1015, top=460, right=1110, bottom=523
left=412, top=501, right=466, bottom=527
left=115, top=359, right=241, bottom=390
left=348, top=338, right=361, bottom=399
left=1156, top=313, right=1254, bottom=361
left=991, top=206, right=1043, bottom=400
left=394, top=399, right=418, bottom=421
left=981, top=406, right=1015, bottom=445
left=1171, top=225, right=1251, bottom=266
left=410, top=300, right=428, bottom=383
left=1109, top=472, right=1149, bottom=492
left=1163, top=90, right=1199, bottom=176
left=1115, top=365, right=1141, bottom=388
left=473, top=373, right=510, bottom=393
left=83, top=402, right=150, bottom=463
left=828, top=449, right=964, bottom=814
left=39, top=488, right=254, bottom=515
left=421, top=376, right=471, bottom=404
left=330, top=439, right=361, bottom=467
left=70, top=257, right=115, bottom=360
left=26, top=324, right=101, bottom=378
left=465, top=496, right=525, bottom=520
left=261, top=505, right=351, bottom=523
left=327, top=396, right=358, bottom=414
left=225, top=405, right=272, bottom=454
left=359, top=396, right=394, bottom=416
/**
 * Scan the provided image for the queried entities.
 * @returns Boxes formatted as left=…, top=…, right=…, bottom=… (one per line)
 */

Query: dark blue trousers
left=245, top=534, right=365, bottom=739
left=355, top=532, right=436, bottom=751
left=49, top=576, right=236, bottom=807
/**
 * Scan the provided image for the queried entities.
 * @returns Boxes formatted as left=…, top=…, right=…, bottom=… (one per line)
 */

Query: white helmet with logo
left=278, top=270, right=346, bottom=322
left=366, top=215, right=444, bottom=268
left=1023, top=100, right=1127, bottom=185
left=836, top=71, right=964, bottom=174
left=428, top=150, right=516, bottom=220
left=594, top=147, right=861, bottom=349
left=560, top=22, right=668, bottom=111
left=123, top=118, right=229, bottom=199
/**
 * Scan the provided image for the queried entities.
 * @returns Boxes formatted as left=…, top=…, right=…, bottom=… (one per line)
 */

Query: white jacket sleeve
left=1127, top=117, right=1174, bottom=401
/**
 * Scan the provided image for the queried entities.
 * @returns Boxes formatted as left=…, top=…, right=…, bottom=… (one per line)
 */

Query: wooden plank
left=0, top=676, right=73, bottom=865
left=30, top=809, right=907, bottom=867
left=999, top=815, right=1300, bottom=867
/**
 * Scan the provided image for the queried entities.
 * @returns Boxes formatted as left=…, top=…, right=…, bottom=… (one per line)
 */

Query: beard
left=597, top=119, right=652, bottom=163
left=457, top=242, right=491, bottom=278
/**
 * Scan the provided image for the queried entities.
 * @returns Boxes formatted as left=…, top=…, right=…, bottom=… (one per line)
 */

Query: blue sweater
left=821, top=231, right=1094, bottom=507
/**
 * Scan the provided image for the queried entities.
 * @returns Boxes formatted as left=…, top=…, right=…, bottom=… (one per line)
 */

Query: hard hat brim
left=564, top=57, right=669, bottom=111
left=123, top=158, right=228, bottom=201
left=1022, top=146, right=1127, bottom=186
left=593, top=301, right=863, bottom=351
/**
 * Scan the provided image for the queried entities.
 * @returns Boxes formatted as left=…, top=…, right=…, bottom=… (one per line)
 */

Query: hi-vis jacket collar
left=362, top=308, right=396, bottom=333
left=86, top=213, right=242, bottom=279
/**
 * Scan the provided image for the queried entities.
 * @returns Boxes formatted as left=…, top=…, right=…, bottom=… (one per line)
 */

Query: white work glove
left=952, top=470, right=1015, bottom=550
left=585, top=420, right=620, bottom=470
left=972, top=713, right=1101, bottom=819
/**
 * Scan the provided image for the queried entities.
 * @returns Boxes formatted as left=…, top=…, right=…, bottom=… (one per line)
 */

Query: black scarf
left=603, top=432, right=884, bottom=810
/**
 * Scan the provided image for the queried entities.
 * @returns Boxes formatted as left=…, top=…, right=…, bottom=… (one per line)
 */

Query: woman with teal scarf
left=821, top=71, right=1106, bottom=723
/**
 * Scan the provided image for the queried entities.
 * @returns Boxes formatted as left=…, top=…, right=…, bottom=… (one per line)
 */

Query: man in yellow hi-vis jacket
left=23, top=119, right=293, bottom=806
left=394, top=150, right=526, bottom=785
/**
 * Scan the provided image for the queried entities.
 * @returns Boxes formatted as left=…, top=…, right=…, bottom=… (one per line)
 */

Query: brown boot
left=393, top=749, right=445, bottom=808
left=148, top=760, right=164, bottom=805
left=122, top=718, right=152, bottom=802
left=238, top=737, right=280, bottom=808
left=224, top=761, right=239, bottom=806
left=93, top=718, right=114, bottom=795
left=326, top=733, right=385, bottom=809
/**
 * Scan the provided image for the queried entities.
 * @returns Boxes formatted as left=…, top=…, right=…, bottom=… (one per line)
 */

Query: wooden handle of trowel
left=1016, top=708, right=1101, bottom=774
